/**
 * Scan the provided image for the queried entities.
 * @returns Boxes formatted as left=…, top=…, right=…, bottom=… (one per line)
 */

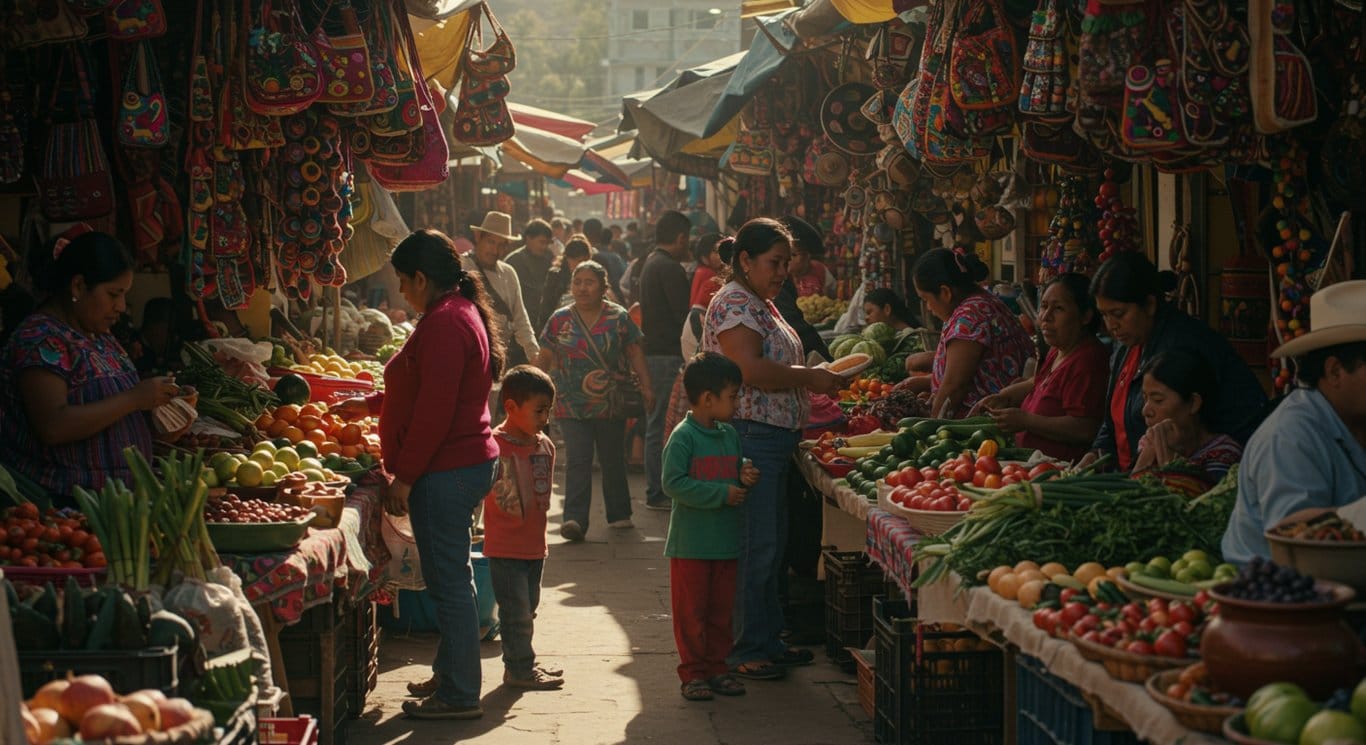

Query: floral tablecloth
left=218, top=488, right=388, bottom=626
left=796, top=451, right=873, bottom=521
left=865, top=507, right=923, bottom=599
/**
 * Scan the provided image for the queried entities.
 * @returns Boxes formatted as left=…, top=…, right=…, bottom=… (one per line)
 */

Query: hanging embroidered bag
left=243, top=0, right=323, bottom=116
left=369, top=8, right=449, bottom=191
left=314, top=0, right=374, bottom=104
left=329, top=3, right=398, bottom=115
left=363, top=1, right=422, bottom=134
left=105, top=0, right=166, bottom=40
left=117, top=42, right=169, bottom=148
left=1249, top=0, right=1317, bottom=132
left=4, top=0, right=88, bottom=48
left=37, top=52, right=115, bottom=222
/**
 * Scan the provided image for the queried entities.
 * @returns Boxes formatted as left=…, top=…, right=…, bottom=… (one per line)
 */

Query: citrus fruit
left=306, top=429, right=328, bottom=447
left=284, top=426, right=305, bottom=444
left=1299, top=710, right=1365, bottom=745
left=297, top=415, right=323, bottom=432
left=295, top=441, right=319, bottom=460
left=248, top=451, right=275, bottom=469
left=275, top=404, right=300, bottom=423
left=235, top=461, right=265, bottom=488
left=253, top=440, right=277, bottom=455
left=274, top=447, right=300, bottom=470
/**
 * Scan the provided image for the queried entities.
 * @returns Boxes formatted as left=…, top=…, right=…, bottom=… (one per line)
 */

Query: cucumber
left=86, top=586, right=120, bottom=650
left=1127, top=572, right=1197, bottom=597
left=31, top=582, right=58, bottom=623
left=62, top=577, right=89, bottom=649
left=1051, top=574, right=1086, bottom=591
left=113, top=590, right=147, bottom=650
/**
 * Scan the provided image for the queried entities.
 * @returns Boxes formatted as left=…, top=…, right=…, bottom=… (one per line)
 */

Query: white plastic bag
left=163, top=569, right=276, bottom=697
left=380, top=512, right=425, bottom=592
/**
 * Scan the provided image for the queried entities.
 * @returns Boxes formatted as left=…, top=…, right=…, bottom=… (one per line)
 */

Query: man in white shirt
left=469, top=212, right=540, bottom=368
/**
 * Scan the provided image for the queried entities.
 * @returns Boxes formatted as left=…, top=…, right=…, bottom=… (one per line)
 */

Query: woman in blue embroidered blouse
left=0, top=229, right=176, bottom=505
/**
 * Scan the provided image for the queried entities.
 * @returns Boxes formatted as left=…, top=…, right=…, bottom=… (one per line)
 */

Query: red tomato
left=951, top=464, right=973, bottom=483
left=85, top=552, right=106, bottom=568
left=69, top=529, right=89, bottom=548
left=901, top=468, right=923, bottom=487
left=1127, top=640, right=1155, bottom=656
left=1171, top=620, right=1194, bottom=637
left=1139, top=617, right=1159, bottom=633
left=956, top=497, right=972, bottom=510
left=1059, top=588, right=1078, bottom=604
left=1168, top=602, right=1196, bottom=625
left=1060, top=602, right=1090, bottom=625
left=920, top=467, right=939, bottom=482
left=932, top=496, right=956, bottom=511
left=886, top=470, right=903, bottom=487
left=975, top=455, right=1000, bottom=475
left=983, top=474, right=1002, bottom=489
left=1002, top=476, right=1019, bottom=486
left=1070, top=615, right=1100, bottom=636
left=1028, top=462, right=1060, bottom=479
left=1033, top=609, right=1058, bottom=634
left=908, top=495, right=928, bottom=510
left=1153, top=630, right=1186, bottom=658
left=1081, top=629, right=1105, bottom=645
left=972, top=471, right=987, bottom=487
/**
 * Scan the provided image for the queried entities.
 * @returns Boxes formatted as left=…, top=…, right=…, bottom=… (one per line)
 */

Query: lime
left=271, top=463, right=290, bottom=478
left=253, top=440, right=277, bottom=454
left=1174, top=568, right=1198, bottom=585
left=275, top=447, right=300, bottom=470
left=249, top=450, right=276, bottom=469
left=261, top=470, right=278, bottom=487
left=295, top=441, right=319, bottom=460
left=209, top=451, right=235, bottom=469
left=1181, top=549, right=1210, bottom=564
left=201, top=468, right=219, bottom=488
left=301, top=468, right=326, bottom=482
left=1250, top=695, right=1317, bottom=743
left=1248, top=683, right=1312, bottom=736
left=235, top=461, right=265, bottom=488
left=1125, top=561, right=1146, bottom=577
left=1298, top=710, right=1366, bottom=745
left=1186, top=559, right=1213, bottom=580
left=1146, top=557, right=1172, bottom=578
left=213, top=458, right=238, bottom=484
left=299, top=457, right=323, bottom=472
left=1172, top=558, right=1190, bottom=575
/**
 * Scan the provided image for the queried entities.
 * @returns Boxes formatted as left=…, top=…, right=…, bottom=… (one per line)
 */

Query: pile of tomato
left=1033, top=593, right=1213, bottom=660
left=0, top=502, right=105, bottom=569
left=884, top=453, right=1060, bottom=512
left=837, top=378, right=895, bottom=405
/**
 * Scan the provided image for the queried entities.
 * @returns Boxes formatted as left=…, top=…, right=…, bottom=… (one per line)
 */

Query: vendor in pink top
left=970, top=273, right=1110, bottom=462
left=334, top=229, right=502, bottom=720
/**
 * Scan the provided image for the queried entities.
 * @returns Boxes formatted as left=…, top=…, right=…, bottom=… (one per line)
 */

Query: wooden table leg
left=256, top=604, right=294, bottom=718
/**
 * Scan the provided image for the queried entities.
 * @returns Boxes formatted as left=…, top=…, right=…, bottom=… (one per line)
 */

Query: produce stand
left=796, top=450, right=873, bottom=559
left=865, top=507, right=1224, bottom=745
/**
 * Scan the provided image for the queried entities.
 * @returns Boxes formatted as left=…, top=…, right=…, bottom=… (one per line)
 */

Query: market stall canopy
left=620, top=52, right=745, bottom=166
left=499, top=125, right=588, bottom=179
left=591, top=133, right=656, bottom=187
left=554, top=169, right=626, bottom=195
left=508, top=103, right=596, bottom=142
left=410, top=5, right=477, bottom=90
left=405, top=0, right=482, bottom=21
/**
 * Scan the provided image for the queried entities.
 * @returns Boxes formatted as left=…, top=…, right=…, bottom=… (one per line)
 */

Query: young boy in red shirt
left=483, top=365, right=564, bottom=690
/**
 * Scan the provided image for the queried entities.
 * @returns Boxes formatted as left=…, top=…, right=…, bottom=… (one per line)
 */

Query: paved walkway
left=343, top=468, right=874, bottom=745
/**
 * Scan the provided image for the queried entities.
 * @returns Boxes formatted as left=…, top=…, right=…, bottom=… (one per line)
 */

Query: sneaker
left=402, top=696, right=483, bottom=720
left=406, top=674, right=438, bottom=697
left=503, top=669, right=565, bottom=690
left=644, top=499, right=672, bottom=511
left=560, top=520, right=585, bottom=542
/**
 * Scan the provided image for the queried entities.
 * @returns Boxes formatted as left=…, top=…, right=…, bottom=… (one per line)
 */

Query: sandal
left=681, top=679, right=714, bottom=701
left=730, top=661, right=786, bottom=680
left=707, top=674, right=747, bottom=696
left=772, top=647, right=815, bottom=666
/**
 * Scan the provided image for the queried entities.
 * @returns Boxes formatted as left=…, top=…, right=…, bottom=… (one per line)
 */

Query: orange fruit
left=298, top=404, right=322, bottom=419
left=319, top=441, right=343, bottom=456
left=255, top=412, right=275, bottom=430
left=284, top=425, right=305, bottom=444
left=297, top=415, right=323, bottom=432
left=268, top=419, right=291, bottom=438
left=339, top=444, right=361, bottom=458
left=338, top=424, right=363, bottom=445
left=324, top=416, right=341, bottom=436
left=306, top=429, right=329, bottom=447
left=275, top=404, right=300, bottom=423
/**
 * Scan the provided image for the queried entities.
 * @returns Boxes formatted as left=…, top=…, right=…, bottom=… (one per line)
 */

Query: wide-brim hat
left=1272, top=280, right=1366, bottom=357
left=470, top=211, right=520, bottom=241
left=814, top=150, right=850, bottom=186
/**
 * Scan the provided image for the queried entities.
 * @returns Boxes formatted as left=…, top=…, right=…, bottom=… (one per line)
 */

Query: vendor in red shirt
left=335, top=229, right=503, bottom=721
left=971, top=274, right=1109, bottom=462
left=786, top=233, right=835, bottom=298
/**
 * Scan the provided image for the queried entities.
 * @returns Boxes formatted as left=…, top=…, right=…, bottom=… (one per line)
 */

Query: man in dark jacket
left=637, top=210, right=692, bottom=510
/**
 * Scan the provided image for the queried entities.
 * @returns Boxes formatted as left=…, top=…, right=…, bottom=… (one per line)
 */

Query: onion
left=120, top=693, right=162, bottom=732
left=30, top=708, right=71, bottom=743
left=29, top=680, right=69, bottom=716
left=128, top=688, right=168, bottom=703
left=57, top=675, right=116, bottom=725
left=79, top=704, right=143, bottom=740
left=156, top=697, right=197, bottom=730
left=21, top=705, right=40, bottom=745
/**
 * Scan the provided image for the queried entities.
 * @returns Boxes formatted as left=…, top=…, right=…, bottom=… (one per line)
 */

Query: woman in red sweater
left=337, top=230, right=503, bottom=720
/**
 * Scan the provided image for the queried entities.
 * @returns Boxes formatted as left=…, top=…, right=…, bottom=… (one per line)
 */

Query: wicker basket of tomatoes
left=1146, top=663, right=1243, bottom=735
left=1070, top=633, right=1191, bottom=683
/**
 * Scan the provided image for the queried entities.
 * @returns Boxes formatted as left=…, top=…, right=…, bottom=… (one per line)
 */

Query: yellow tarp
left=681, top=115, right=740, bottom=156
left=411, top=10, right=475, bottom=90
left=828, top=0, right=897, bottom=23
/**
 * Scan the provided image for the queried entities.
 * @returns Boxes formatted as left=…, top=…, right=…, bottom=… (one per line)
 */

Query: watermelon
left=274, top=373, right=312, bottom=405
left=830, top=334, right=862, bottom=358
left=863, top=322, right=896, bottom=345
left=852, top=340, right=887, bottom=365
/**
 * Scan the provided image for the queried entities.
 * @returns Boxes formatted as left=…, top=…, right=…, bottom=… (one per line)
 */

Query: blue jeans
left=644, top=355, right=683, bottom=505
left=726, top=419, right=800, bottom=666
left=559, top=418, right=631, bottom=529
left=406, top=460, right=496, bottom=707
left=489, top=558, right=544, bottom=677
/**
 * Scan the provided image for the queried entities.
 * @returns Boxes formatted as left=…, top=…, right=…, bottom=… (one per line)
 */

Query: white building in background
left=605, top=1, right=742, bottom=98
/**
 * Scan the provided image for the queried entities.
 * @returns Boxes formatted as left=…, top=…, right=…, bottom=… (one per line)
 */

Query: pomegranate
left=79, top=703, right=143, bottom=739
left=156, top=697, right=197, bottom=730
left=29, top=707, right=72, bottom=743
left=57, top=675, right=116, bottom=725
left=29, top=679, right=69, bottom=716
left=120, top=693, right=162, bottom=732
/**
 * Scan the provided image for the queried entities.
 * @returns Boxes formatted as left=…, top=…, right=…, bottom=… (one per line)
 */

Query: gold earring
left=71, top=296, right=78, bottom=303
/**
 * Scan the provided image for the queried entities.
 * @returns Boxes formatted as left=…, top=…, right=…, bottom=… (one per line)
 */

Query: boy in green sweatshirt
left=663, top=352, right=760, bottom=701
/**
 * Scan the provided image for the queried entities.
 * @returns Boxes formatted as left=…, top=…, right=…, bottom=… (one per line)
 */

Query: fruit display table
left=864, top=507, right=1225, bottom=745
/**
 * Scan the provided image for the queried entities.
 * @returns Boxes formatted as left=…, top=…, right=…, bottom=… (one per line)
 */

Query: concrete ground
left=342, top=465, right=874, bottom=745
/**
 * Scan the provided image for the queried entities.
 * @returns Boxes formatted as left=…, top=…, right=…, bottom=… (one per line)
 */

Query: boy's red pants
left=670, top=558, right=737, bottom=683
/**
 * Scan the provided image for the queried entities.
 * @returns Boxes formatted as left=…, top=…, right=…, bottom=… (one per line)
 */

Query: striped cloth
left=0, top=313, right=152, bottom=500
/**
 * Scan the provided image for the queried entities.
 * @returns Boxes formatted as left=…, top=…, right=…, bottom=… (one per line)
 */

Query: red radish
left=58, top=675, right=116, bottom=725
left=79, top=704, right=142, bottom=739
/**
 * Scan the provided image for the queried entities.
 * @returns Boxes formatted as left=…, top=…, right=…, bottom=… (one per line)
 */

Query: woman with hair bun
left=334, top=229, right=504, bottom=720
left=701, top=217, right=844, bottom=682
left=0, top=228, right=175, bottom=506
left=1080, top=252, right=1265, bottom=471
left=910, top=248, right=1034, bottom=419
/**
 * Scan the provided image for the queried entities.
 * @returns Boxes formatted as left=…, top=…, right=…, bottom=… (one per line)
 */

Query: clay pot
left=1200, top=581, right=1361, bottom=700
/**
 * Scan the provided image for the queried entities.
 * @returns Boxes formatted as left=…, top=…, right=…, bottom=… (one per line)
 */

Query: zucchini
left=1127, top=572, right=1197, bottom=597
left=62, top=576, right=89, bottom=649
left=31, top=582, right=58, bottom=623
left=113, top=589, right=147, bottom=650
left=86, top=586, right=120, bottom=650
left=12, top=603, right=59, bottom=650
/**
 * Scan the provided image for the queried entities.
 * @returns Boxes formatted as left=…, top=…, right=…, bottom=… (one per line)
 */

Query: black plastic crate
left=345, top=601, right=379, bottom=715
left=824, top=550, right=898, bottom=670
left=873, top=598, right=1004, bottom=745
left=1016, top=654, right=1141, bottom=745
left=19, top=644, right=179, bottom=698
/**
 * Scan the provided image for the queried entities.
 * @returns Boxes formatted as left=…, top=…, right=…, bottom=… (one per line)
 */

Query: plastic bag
left=380, top=512, right=425, bottom=592
left=200, top=338, right=272, bottom=364
left=163, top=569, right=276, bottom=697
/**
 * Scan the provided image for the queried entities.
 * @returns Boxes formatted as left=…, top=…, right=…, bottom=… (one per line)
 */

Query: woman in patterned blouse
left=0, top=229, right=176, bottom=505
left=701, top=218, right=844, bottom=682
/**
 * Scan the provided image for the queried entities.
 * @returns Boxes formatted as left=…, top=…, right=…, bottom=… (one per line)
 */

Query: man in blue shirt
left=1223, top=281, right=1366, bottom=564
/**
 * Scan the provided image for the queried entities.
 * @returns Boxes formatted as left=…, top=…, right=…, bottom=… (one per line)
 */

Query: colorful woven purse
left=1019, top=0, right=1073, bottom=120
left=369, top=8, right=448, bottom=191
left=37, top=51, right=115, bottom=222
left=1249, top=0, right=1317, bottom=132
left=328, top=2, right=398, bottom=116
left=464, top=2, right=516, bottom=77
left=117, top=42, right=169, bottom=148
left=313, top=0, right=374, bottom=104
left=105, top=0, right=165, bottom=40
left=4, top=0, right=88, bottom=48
left=452, top=4, right=515, bottom=146
left=363, top=1, right=421, bottom=135
left=949, top=0, right=1019, bottom=113
left=243, top=0, right=323, bottom=116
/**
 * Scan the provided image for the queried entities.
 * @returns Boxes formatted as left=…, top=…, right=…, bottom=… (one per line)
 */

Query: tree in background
left=500, top=0, right=611, bottom=122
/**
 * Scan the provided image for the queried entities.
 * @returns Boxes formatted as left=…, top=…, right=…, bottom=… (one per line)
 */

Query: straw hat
left=470, top=211, right=520, bottom=241
left=1273, top=280, right=1366, bottom=357
left=814, top=150, right=850, bottom=186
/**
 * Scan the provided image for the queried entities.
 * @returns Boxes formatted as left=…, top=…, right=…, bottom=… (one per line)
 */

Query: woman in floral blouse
left=701, top=218, right=844, bottom=682
left=0, top=229, right=176, bottom=506
left=537, top=261, right=655, bottom=542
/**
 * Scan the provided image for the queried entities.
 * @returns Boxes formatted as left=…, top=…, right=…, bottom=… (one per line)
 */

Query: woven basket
left=104, top=709, right=216, bottom=744
left=1070, top=634, right=1189, bottom=683
left=875, top=483, right=966, bottom=535
left=1146, top=668, right=1243, bottom=735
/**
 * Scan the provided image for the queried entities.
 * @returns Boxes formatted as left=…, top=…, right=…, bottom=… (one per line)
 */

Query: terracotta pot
left=1200, top=581, right=1361, bottom=700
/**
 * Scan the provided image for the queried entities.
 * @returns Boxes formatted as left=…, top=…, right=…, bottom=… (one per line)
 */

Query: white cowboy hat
left=470, top=211, right=520, bottom=241
left=1272, top=280, right=1366, bottom=357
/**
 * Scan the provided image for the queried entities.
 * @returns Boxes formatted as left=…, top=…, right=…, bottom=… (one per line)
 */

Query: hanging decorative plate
left=821, top=82, right=881, bottom=156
